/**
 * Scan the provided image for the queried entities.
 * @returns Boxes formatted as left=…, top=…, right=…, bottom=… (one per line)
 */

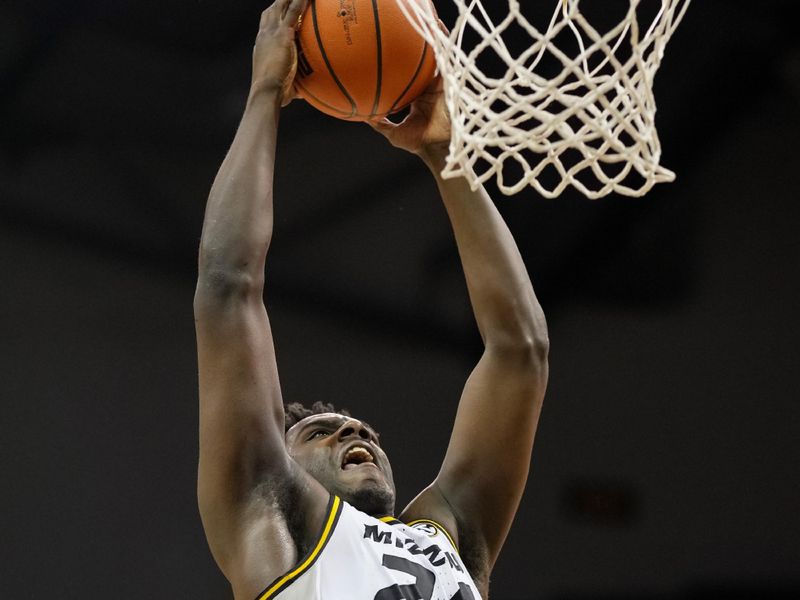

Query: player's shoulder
left=397, top=486, right=491, bottom=593
left=397, top=484, right=461, bottom=548
left=402, top=517, right=459, bottom=551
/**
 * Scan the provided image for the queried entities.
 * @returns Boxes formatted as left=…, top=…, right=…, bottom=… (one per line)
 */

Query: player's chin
left=344, top=482, right=395, bottom=516
left=335, top=467, right=394, bottom=512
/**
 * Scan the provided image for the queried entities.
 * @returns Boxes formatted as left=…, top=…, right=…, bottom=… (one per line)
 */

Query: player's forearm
left=421, top=146, right=548, bottom=351
left=197, top=89, right=282, bottom=290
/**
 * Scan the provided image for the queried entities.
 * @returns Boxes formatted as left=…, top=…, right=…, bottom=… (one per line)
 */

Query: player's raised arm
left=194, top=0, right=325, bottom=590
left=369, top=78, right=549, bottom=578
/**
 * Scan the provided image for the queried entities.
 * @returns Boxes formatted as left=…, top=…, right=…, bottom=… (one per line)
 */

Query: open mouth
left=341, top=446, right=376, bottom=470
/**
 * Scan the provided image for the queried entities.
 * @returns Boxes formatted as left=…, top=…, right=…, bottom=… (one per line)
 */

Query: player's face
left=286, top=413, right=396, bottom=516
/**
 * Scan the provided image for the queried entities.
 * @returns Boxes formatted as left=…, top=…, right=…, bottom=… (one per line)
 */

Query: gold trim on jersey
left=405, top=518, right=459, bottom=552
left=378, top=515, right=401, bottom=524
left=255, top=495, right=343, bottom=600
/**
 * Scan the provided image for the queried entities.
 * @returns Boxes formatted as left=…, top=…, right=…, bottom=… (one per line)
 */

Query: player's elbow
left=488, top=330, right=549, bottom=369
left=485, top=302, right=549, bottom=361
left=520, top=329, right=550, bottom=363
left=195, top=230, right=268, bottom=295
left=194, top=267, right=264, bottom=313
left=529, top=311, right=550, bottom=361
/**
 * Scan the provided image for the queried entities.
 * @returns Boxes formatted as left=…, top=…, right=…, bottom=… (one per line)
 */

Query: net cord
left=396, top=0, right=692, bottom=198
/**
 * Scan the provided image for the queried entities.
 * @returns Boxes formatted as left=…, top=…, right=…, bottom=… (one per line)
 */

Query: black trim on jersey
left=381, top=514, right=460, bottom=552
left=378, top=515, right=403, bottom=525
left=254, top=495, right=343, bottom=600
left=406, top=518, right=459, bottom=552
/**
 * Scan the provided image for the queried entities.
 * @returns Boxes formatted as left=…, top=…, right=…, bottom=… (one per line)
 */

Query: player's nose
left=337, top=419, right=371, bottom=442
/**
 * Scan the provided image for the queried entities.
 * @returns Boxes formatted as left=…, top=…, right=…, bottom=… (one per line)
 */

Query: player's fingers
left=260, top=0, right=294, bottom=29
left=420, top=73, right=443, bottom=95
left=366, top=118, right=397, bottom=134
left=281, top=87, right=297, bottom=107
left=283, top=0, right=308, bottom=26
left=260, top=1, right=279, bottom=28
left=366, top=117, right=391, bottom=128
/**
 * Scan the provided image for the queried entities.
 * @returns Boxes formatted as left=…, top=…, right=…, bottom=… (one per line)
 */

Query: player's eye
left=309, top=430, right=329, bottom=440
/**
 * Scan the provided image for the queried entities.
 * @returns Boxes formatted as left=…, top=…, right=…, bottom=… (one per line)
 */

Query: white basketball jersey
left=255, top=495, right=482, bottom=600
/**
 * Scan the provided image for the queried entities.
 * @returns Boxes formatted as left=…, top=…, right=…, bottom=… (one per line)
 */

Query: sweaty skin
left=285, top=413, right=396, bottom=518
left=194, top=1, right=549, bottom=598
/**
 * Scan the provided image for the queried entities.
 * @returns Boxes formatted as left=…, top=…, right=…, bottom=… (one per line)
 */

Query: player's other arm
left=194, top=0, right=323, bottom=591
left=370, top=79, right=549, bottom=569
left=421, top=144, right=549, bottom=565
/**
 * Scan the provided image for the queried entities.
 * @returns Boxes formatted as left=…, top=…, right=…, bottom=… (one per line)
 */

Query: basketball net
left=396, top=0, right=692, bottom=198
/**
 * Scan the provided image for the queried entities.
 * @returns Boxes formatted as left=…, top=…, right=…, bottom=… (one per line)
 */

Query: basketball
left=294, top=0, right=437, bottom=121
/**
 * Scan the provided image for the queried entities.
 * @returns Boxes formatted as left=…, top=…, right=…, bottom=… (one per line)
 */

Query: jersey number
left=373, top=555, right=476, bottom=600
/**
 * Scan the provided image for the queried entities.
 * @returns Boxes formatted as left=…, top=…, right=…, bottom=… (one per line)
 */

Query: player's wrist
left=246, top=82, right=284, bottom=109
left=418, top=142, right=449, bottom=171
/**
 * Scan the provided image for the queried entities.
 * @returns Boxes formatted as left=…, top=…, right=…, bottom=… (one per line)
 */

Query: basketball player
left=194, top=1, right=549, bottom=598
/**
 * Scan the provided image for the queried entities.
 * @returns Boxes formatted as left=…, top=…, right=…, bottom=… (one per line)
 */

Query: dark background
left=1, top=1, right=798, bottom=598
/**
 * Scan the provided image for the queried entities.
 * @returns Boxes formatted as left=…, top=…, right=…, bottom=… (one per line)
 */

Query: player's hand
left=250, top=0, right=307, bottom=105
left=367, top=75, right=451, bottom=157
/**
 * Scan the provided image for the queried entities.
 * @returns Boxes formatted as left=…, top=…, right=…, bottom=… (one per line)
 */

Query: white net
left=397, top=0, right=692, bottom=198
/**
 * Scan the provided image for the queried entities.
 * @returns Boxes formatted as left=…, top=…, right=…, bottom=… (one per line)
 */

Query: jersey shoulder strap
left=404, top=518, right=459, bottom=553
left=255, top=494, right=343, bottom=600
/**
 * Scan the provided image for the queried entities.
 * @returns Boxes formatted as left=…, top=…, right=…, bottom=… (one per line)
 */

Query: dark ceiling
left=1, top=1, right=798, bottom=599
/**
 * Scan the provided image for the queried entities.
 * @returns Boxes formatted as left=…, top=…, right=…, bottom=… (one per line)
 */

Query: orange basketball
left=294, top=0, right=437, bottom=121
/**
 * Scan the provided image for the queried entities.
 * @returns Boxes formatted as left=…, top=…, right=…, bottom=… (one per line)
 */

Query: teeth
left=344, top=447, right=374, bottom=465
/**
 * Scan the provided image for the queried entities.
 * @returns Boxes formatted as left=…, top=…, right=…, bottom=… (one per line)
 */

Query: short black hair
left=284, top=401, right=351, bottom=433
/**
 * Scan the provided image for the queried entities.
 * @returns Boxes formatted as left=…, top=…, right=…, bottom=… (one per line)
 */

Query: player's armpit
left=195, top=290, right=333, bottom=593
left=398, top=479, right=491, bottom=595
left=194, top=276, right=287, bottom=562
